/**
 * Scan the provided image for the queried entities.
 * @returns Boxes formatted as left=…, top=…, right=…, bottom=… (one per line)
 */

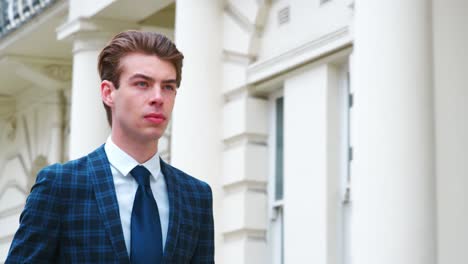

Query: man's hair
left=98, top=30, right=184, bottom=126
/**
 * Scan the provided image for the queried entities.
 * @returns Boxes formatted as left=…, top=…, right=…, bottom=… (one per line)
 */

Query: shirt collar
left=104, top=136, right=161, bottom=181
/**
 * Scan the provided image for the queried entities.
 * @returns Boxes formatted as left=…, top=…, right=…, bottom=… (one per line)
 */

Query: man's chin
left=144, top=130, right=165, bottom=141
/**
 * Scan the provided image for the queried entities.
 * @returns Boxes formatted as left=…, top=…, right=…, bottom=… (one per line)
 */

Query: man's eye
left=164, top=85, right=175, bottom=91
left=136, top=81, right=148, bottom=88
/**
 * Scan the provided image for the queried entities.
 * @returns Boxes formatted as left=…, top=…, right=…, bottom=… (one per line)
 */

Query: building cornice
left=57, top=17, right=137, bottom=41
left=246, top=26, right=353, bottom=84
left=56, top=17, right=138, bottom=53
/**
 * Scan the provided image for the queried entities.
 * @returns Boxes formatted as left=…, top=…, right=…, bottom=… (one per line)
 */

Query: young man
left=6, top=31, right=214, bottom=263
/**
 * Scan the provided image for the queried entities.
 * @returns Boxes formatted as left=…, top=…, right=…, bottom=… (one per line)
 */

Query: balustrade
left=0, top=0, right=57, bottom=37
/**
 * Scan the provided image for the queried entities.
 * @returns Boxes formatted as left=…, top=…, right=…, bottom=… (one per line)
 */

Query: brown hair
left=98, top=30, right=184, bottom=126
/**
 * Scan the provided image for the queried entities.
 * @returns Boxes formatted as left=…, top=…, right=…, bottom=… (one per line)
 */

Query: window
left=341, top=67, right=352, bottom=264
left=274, top=97, right=284, bottom=201
left=268, top=90, right=284, bottom=264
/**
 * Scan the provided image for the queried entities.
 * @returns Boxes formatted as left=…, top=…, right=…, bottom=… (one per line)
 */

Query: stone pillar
left=352, top=1, right=436, bottom=263
left=432, top=1, right=468, bottom=263
left=64, top=34, right=110, bottom=159
left=172, top=0, right=223, bottom=260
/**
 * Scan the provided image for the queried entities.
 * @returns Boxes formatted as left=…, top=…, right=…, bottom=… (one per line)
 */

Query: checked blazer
left=6, top=145, right=214, bottom=263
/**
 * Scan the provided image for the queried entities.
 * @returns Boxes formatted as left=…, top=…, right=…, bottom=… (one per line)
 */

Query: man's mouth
left=144, top=113, right=166, bottom=124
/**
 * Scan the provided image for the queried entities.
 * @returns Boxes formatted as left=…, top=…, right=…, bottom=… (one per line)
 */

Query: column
left=57, top=27, right=111, bottom=159
left=172, top=0, right=223, bottom=260
left=352, top=1, right=436, bottom=263
left=69, top=35, right=111, bottom=159
left=432, top=1, right=468, bottom=263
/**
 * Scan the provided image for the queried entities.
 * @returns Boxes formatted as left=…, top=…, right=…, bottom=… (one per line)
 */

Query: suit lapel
left=88, top=146, right=130, bottom=263
left=160, top=159, right=182, bottom=262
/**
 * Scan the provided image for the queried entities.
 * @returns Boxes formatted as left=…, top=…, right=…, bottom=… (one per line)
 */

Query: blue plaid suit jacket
left=6, top=145, right=214, bottom=263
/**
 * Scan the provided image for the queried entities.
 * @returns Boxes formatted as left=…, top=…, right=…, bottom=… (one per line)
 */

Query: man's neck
left=110, top=133, right=158, bottom=164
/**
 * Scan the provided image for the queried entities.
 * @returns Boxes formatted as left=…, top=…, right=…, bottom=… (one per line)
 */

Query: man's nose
left=149, top=85, right=164, bottom=105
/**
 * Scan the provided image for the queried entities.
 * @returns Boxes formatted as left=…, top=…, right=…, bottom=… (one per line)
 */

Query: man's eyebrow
left=161, top=79, right=177, bottom=84
left=129, top=74, right=176, bottom=84
left=129, top=74, right=155, bottom=82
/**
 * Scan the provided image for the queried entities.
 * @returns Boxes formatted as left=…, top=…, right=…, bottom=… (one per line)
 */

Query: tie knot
left=130, top=165, right=151, bottom=186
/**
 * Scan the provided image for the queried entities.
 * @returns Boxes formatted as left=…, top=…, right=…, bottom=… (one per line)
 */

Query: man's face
left=103, top=52, right=177, bottom=145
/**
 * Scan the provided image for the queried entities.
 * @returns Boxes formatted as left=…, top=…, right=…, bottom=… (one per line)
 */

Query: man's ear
left=101, top=80, right=115, bottom=107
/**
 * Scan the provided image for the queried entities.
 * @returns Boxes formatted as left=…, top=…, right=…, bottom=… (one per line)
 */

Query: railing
left=0, top=0, right=57, bottom=38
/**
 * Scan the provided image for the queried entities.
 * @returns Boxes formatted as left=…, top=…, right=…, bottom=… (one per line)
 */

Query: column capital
left=56, top=17, right=137, bottom=53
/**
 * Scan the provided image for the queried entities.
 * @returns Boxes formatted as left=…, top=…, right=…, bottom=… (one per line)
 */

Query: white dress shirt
left=104, top=137, right=169, bottom=256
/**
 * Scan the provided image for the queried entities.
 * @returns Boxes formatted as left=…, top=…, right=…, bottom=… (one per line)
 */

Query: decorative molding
left=57, top=17, right=111, bottom=40
left=247, top=26, right=352, bottom=84
left=223, top=133, right=268, bottom=149
left=221, top=53, right=254, bottom=100
left=0, top=101, right=61, bottom=183
left=223, top=85, right=251, bottom=103
left=56, top=17, right=137, bottom=43
left=16, top=106, right=63, bottom=166
left=0, top=55, right=71, bottom=90
left=0, top=54, right=70, bottom=65
left=223, top=228, right=266, bottom=240
left=223, top=180, right=267, bottom=192
left=42, top=64, right=72, bottom=82
left=57, top=16, right=139, bottom=54
left=222, top=187, right=268, bottom=238
left=223, top=50, right=255, bottom=65
left=223, top=96, right=269, bottom=142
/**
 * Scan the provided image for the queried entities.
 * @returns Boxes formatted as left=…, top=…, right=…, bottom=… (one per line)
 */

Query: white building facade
left=0, top=0, right=467, bottom=263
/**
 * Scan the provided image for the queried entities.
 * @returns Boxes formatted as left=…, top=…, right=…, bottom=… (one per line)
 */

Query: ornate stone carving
left=43, top=64, right=72, bottom=82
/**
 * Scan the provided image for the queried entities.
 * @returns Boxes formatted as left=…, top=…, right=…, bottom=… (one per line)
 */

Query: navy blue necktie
left=130, top=165, right=163, bottom=263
